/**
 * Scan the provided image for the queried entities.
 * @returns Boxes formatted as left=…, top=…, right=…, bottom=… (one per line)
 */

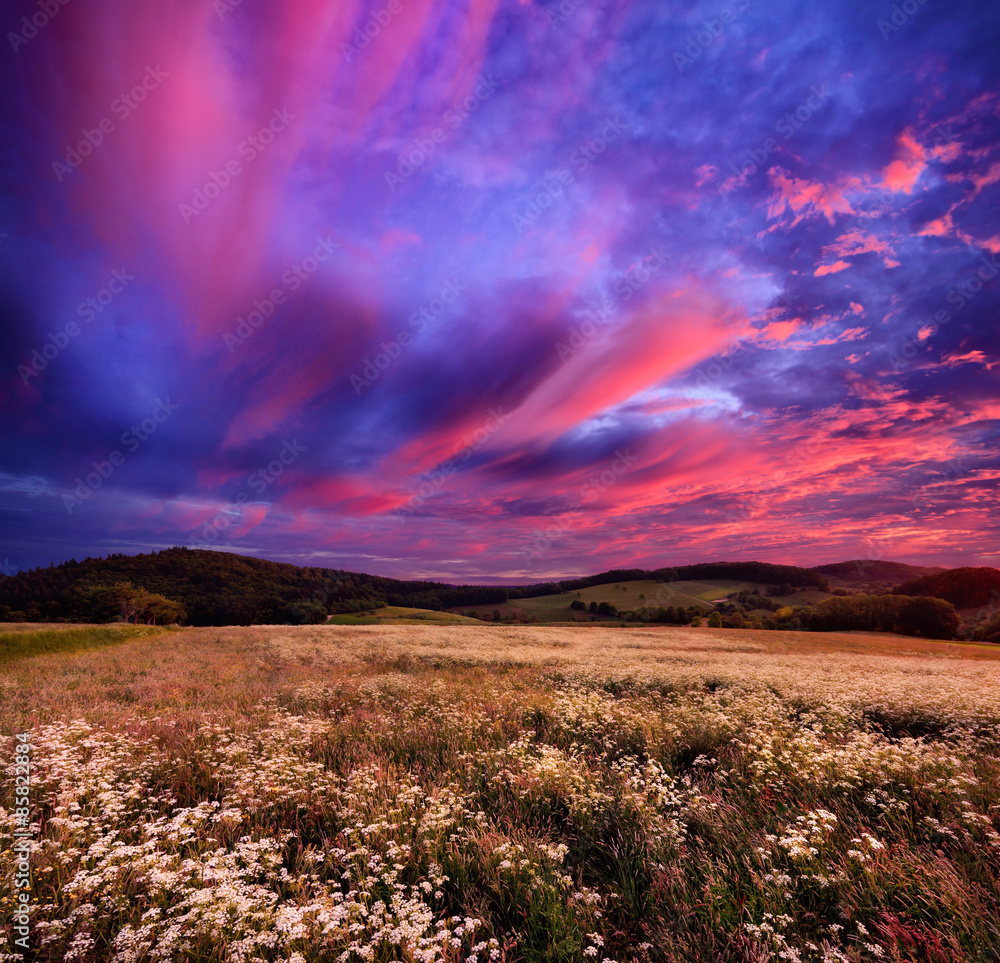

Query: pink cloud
left=970, top=161, right=1000, bottom=194
left=882, top=129, right=926, bottom=194
left=814, top=260, right=850, bottom=276
left=822, top=229, right=895, bottom=259
left=941, top=350, right=992, bottom=368
left=919, top=213, right=954, bottom=237
left=41, top=0, right=504, bottom=353
left=757, top=319, right=803, bottom=342
left=497, top=284, right=741, bottom=448
left=694, top=163, right=718, bottom=186
left=767, top=170, right=857, bottom=225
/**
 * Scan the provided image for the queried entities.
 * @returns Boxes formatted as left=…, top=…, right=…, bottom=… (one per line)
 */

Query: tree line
left=612, top=593, right=961, bottom=639
left=0, top=549, right=833, bottom=626
left=1, top=548, right=980, bottom=639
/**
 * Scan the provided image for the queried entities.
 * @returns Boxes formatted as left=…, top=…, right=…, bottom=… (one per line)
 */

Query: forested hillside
left=0, top=550, right=833, bottom=626
left=0, top=549, right=385, bottom=625
left=892, top=566, right=1000, bottom=609
left=814, top=560, right=944, bottom=587
left=7, top=549, right=985, bottom=635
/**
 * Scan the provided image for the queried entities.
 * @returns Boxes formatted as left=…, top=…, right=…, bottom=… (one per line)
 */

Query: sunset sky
left=1, top=0, right=998, bottom=581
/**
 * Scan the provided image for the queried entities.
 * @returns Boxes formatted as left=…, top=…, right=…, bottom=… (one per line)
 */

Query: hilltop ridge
left=0, top=547, right=969, bottom=627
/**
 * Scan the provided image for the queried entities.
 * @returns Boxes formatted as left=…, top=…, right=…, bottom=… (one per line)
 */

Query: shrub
left=282, top=601, right=329, bottom=624
left=975, top=611, right=1000, bottom=643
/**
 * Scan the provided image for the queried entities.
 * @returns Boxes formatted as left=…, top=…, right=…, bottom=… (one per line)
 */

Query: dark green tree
left=892, top=596, right=959, bottom=639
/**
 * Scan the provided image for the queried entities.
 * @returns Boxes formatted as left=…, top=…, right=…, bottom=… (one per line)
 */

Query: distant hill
left=555, top=561, right=829, bottom=593
left=0, top=548, right=509, bottom=626
left=814, top=560, right=945, bottom=587
left=0, top=547, right=938, bottom=627
left=892, top=567, right=1000, bottom=610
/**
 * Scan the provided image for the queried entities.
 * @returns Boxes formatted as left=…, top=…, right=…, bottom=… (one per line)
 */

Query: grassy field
left=327, top=606, right=484, bottom=625
left=0, top=623, right=162, bottom=664
left=2, top=623, right=999, bottom=962
left=457, top=579, right=833, bottom=622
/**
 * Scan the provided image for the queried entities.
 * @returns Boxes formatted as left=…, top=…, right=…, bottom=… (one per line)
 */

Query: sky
left=1, top=0, right=998, bottom=582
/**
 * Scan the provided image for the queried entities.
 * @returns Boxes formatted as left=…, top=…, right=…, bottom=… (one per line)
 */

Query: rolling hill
left=452, top=578, right=827, bottom=624
left=0, top=550, right=833, bottom=626
left=892, top=566, right=1000, bottom=610
left=0, top=547, right=987, bottom=632
left=814, top=560, right=945, bottom=589
left=0, top=548, right=515, bottom=626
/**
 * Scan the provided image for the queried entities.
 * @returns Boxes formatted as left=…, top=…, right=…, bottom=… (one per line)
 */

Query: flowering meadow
left=2, top=624, right=1000, bottom=963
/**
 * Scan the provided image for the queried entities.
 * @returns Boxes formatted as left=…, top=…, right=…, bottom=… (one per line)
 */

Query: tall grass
left=0, top=624, right=162, bottom=664
left=1, top=624, right=998, bottom=962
